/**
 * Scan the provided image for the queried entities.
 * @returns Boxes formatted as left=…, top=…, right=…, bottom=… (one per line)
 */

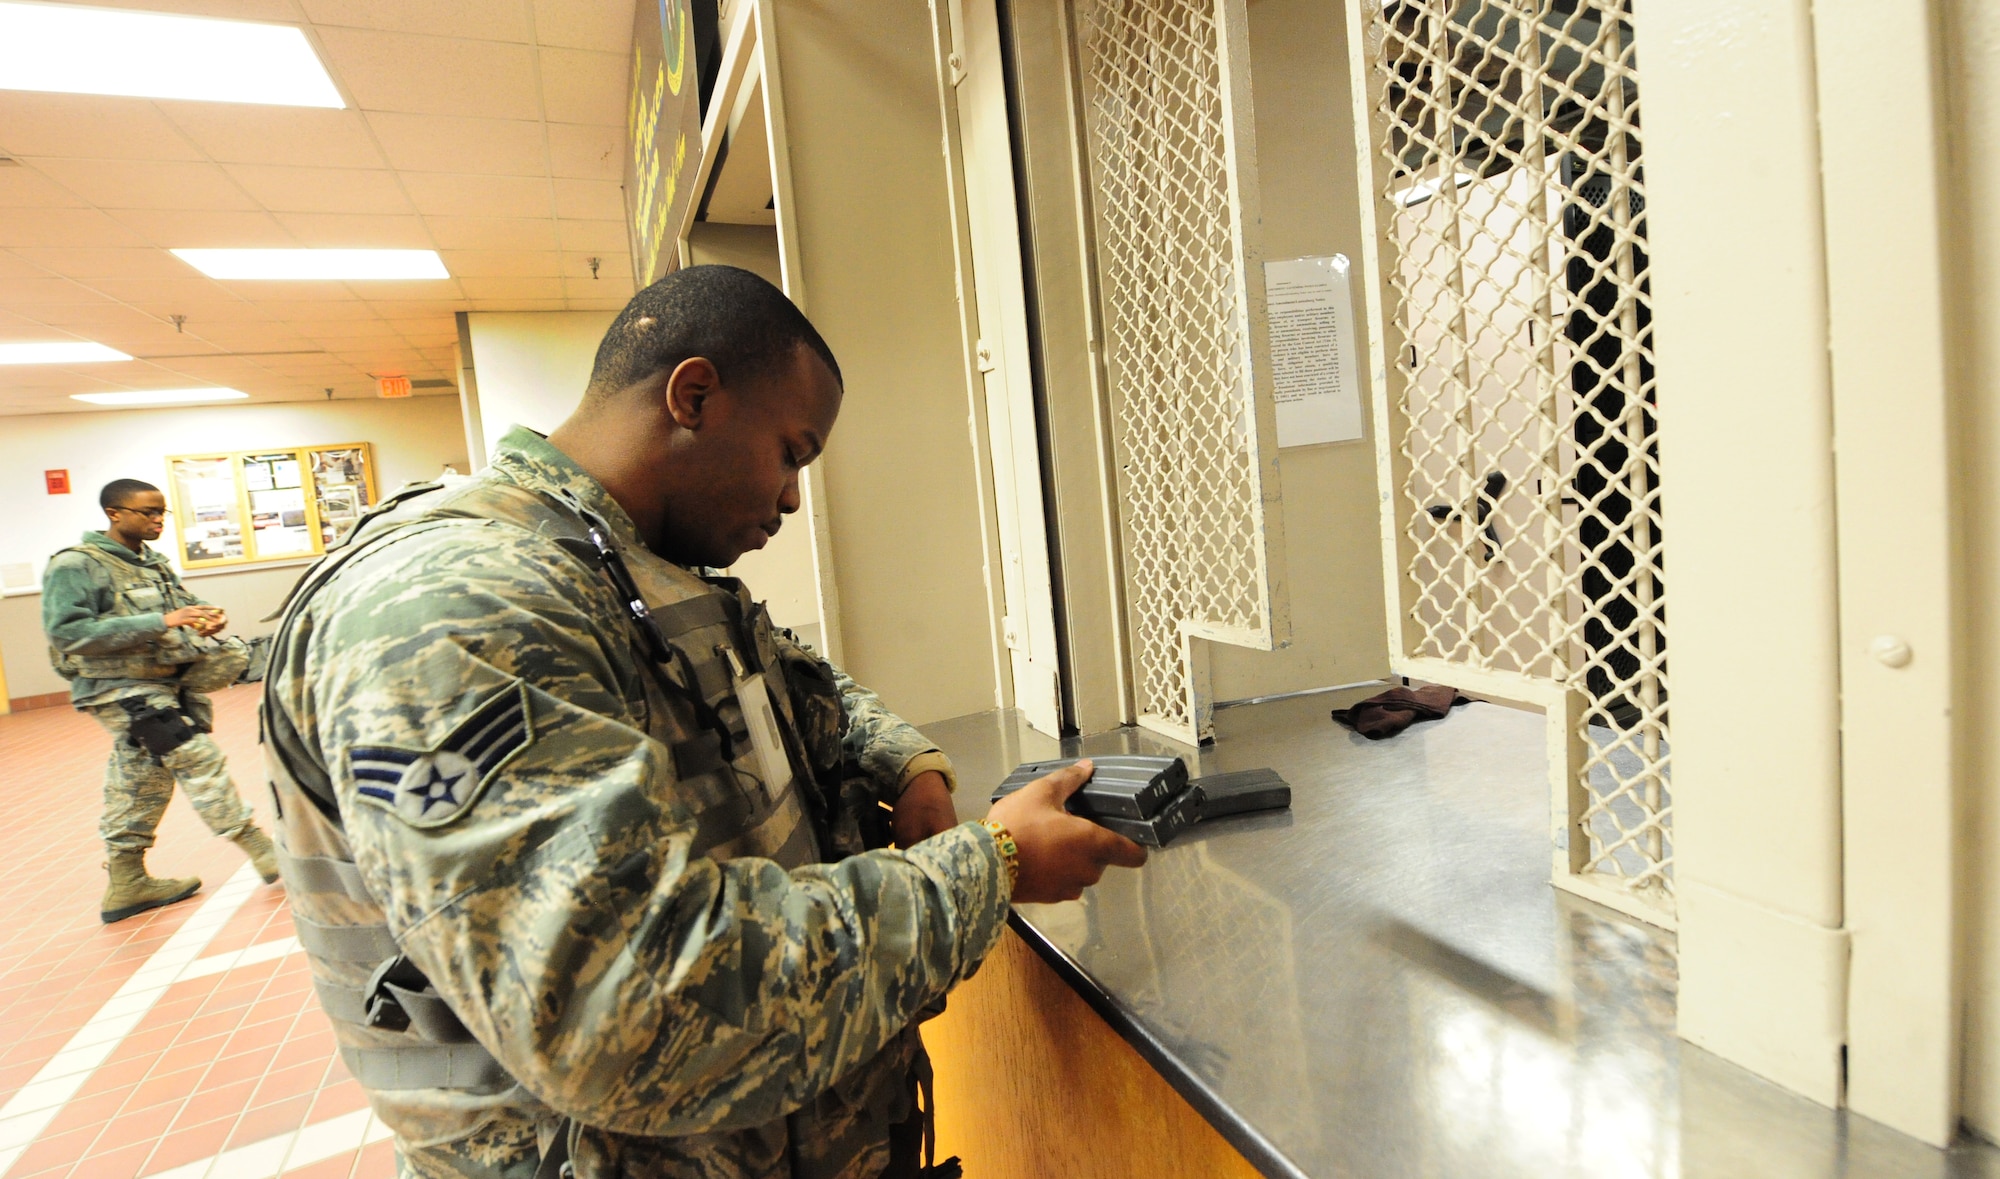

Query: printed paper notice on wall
left=1264, top=254, right=1365, bottom=448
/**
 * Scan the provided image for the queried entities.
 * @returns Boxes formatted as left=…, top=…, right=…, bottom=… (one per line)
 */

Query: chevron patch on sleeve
left=348, top=681, right=534, bottom=828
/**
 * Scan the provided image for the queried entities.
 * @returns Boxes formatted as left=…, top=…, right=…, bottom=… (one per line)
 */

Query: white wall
left=684, top=225, right=821, bottom=641
left=461, top=304, right=822, bottom=640
left=771, top=0, right=1009, bottom=726
left=463, top=311, right=618, bottom=465
left=1, top=394, right=468, bottom=702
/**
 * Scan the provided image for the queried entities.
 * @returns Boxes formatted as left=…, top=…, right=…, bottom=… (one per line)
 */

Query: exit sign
left=377, top=375, right=412, bottom=399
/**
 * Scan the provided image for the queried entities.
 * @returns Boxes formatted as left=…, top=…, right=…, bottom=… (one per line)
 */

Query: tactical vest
left=47, top=543, right=206, bottom=681
left=262, top=476, right=862, bottom=1135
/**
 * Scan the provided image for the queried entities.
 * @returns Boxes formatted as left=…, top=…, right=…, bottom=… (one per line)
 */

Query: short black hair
left=586, top=264, right=840, bottom=400
left=100, top=478, right=159, bottom=509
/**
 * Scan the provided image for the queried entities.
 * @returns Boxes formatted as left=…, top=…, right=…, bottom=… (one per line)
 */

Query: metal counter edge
left=1002, top=910, right=1312, bottom=1179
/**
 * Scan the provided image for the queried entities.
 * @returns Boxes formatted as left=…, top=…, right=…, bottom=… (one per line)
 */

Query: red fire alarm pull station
left=45, top=470, right=70, bottom=495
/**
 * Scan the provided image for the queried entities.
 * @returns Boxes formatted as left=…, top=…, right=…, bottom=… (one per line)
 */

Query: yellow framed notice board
left=165, top=443, right=379, bottom=569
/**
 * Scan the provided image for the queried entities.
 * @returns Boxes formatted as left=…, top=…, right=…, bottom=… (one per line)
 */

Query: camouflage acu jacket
left=42, top=531, right=211, bottom=706
left=261, top=428, right=1012, bottom=1179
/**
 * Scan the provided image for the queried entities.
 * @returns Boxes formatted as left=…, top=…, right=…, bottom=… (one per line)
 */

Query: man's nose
left=778, top=476, right=801, bottom=514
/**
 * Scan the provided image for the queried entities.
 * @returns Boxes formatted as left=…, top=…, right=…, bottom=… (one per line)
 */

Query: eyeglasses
left=110, top=506, right=170, bottom=520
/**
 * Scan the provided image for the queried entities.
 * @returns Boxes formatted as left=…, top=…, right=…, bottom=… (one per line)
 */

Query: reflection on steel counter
left=989, top=756, right=1292, bottom=847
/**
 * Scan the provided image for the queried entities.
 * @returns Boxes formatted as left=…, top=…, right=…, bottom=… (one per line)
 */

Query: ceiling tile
left=182, top=327, right=318, bottom=352
left=380, top=311, right=453, bottom=327
left=458, top=276, right=565, bottom=300
left=317, top=28, right=540, bottom=120
left=28, top=160, right=258, bottom=212
left=563, top=278, right=634, bottom=304
left=425, top=216, right=560, bottom=251
left=85, top=277, right=245, bottom=309
left=272, top=300, right=385, bottom=321
left=0, top=94, right=204, bottom=161
left=18, top=300, right=174, bottom=333
left=367, top=113, right=548, bottom=176
left=546, top=123, right=623, bottom=181
left=439, top=250, right=562, bottom=277
left=0, top=276, right=112, bottom=304
left=108, top=209, right=294, bottom=248
left=532, top=0, right=633, bottom=53
left=552, top=179, right=624, bottom=221
left=539, top=49, right=627, bottom=126
left=468, top=298, right=568, bottom=312
left=0, top=253, right=51, bottom=280
left=0, top=209, right=152, bottom=249
left=342, top=278, right=466, bottom=302
left=272, top=213, right=434, bottom=248
left=295, top=319, right=391, bottom=337
left=330, top=298, right=464, bottom=317
left=561, top=250, right=629, bottom=280
left=8, top=247, right=199, bottom=280
left=0, top=167, right=88, bottom=209
left=88, top=1, right=301, bottom=21
left=165, top=107, right=386, bottom=169
left=300, top=0, right=531, bottom=42
left=225, top=166, right=413, bottom=215
left=402, top=173, right=552, bottom=219
left=556, top=219, right=630, bottom=252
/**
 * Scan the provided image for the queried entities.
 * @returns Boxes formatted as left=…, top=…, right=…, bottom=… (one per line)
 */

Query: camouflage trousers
left=391, top=1026, right=927, bottom=1179
left=85, top=686, right=256, bottom=853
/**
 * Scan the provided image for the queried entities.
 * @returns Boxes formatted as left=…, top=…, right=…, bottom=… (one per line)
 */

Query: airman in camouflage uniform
left=44, top=479, right=281, bottom=923
left=261, top=267, right=1143, bottom=1179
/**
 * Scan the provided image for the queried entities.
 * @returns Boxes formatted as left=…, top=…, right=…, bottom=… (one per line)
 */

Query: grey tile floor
left=922, top=689, right=2000, bottom=1179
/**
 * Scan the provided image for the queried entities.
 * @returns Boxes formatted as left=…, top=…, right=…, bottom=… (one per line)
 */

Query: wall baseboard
left=6, top=691, right=69, bottom=713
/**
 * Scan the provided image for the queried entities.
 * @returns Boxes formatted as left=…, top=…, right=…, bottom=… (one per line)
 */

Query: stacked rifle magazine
left=988, top=755, right=1291, bottom=847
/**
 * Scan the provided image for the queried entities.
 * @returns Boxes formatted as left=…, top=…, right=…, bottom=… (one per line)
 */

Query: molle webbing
left=340, top=1045, right=513, bottom=1093
left=290, top=912, right=400, bottom=962
left=48, top=544, right=199, bottom=681
left=276, top=846, right=373, bottom=903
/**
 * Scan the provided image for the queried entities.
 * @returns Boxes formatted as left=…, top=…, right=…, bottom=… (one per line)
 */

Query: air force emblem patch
left=349, top=682, right=533, bottom=827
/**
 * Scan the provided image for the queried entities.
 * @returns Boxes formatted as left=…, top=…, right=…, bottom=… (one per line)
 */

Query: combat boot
left=100, top=852, right=201, bottom=924
left=233, top=827, right=281, bottom=884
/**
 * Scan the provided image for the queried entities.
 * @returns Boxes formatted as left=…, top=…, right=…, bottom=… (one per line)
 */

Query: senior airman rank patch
left=348, top=681, right=533, bottom=827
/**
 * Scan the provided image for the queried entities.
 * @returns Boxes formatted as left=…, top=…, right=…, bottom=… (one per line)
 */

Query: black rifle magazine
left=989, top=754, right=1190, bottom=821
left=1188, top=768, right=1292, bottom=819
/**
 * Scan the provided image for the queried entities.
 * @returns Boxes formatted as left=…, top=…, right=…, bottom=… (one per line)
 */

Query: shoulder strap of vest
left=53, top=543, right=143, bottom=576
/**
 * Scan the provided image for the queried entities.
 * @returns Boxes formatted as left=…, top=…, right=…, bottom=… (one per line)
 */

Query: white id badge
left=735, top=673, right=794, bottom=806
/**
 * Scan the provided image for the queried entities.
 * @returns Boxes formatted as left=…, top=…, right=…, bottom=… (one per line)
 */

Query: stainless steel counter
left=922, top=690, right=2000, bottom=1179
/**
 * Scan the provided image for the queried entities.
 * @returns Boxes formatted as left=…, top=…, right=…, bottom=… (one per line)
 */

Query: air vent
left=410, top=378, right=454, bottom=389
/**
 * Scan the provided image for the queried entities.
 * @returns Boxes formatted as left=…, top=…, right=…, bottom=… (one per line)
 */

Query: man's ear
left=663, top=357, right=722, bottom=430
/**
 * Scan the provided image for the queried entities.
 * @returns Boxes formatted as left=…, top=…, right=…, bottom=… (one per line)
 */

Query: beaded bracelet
left=978, top=819, right=1020, bottom=896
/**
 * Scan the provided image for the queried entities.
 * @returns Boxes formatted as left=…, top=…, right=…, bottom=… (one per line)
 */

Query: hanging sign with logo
left=625, top=0, right=704, bottom=288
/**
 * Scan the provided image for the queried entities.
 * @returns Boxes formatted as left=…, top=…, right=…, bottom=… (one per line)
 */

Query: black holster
left=119, top=697, right=198, bottom=759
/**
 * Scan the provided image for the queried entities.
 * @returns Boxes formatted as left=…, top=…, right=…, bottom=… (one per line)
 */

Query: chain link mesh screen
left=1073, top=0, right=1282, bottom=741
left=1364, top=0, right=1670, bottom=902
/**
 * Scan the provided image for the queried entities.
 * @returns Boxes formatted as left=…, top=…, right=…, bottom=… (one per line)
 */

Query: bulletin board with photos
left=165, top=443, right=379, bottom=569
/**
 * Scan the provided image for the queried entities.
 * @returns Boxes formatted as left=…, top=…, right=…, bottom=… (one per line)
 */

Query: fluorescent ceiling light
left=0, top=341, right=131, bottom=365
left=71, top=387, right=249, bottom=406
left=0, top=2, right=342, bottom=108
left=172, top=248, right=450, bottom=280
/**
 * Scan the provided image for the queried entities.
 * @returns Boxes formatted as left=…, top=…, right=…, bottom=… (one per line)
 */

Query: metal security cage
left=1354, top=0, right=1670, bottom=921
left=1069, top=0, right=1290, bottom=745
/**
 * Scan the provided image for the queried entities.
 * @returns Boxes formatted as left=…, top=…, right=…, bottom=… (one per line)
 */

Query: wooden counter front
left=924, top=929, right=1265, bottom=1179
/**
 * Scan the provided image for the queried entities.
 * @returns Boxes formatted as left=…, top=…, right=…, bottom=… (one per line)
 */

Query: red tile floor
left=0, top=684, right=393, bottom=1179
